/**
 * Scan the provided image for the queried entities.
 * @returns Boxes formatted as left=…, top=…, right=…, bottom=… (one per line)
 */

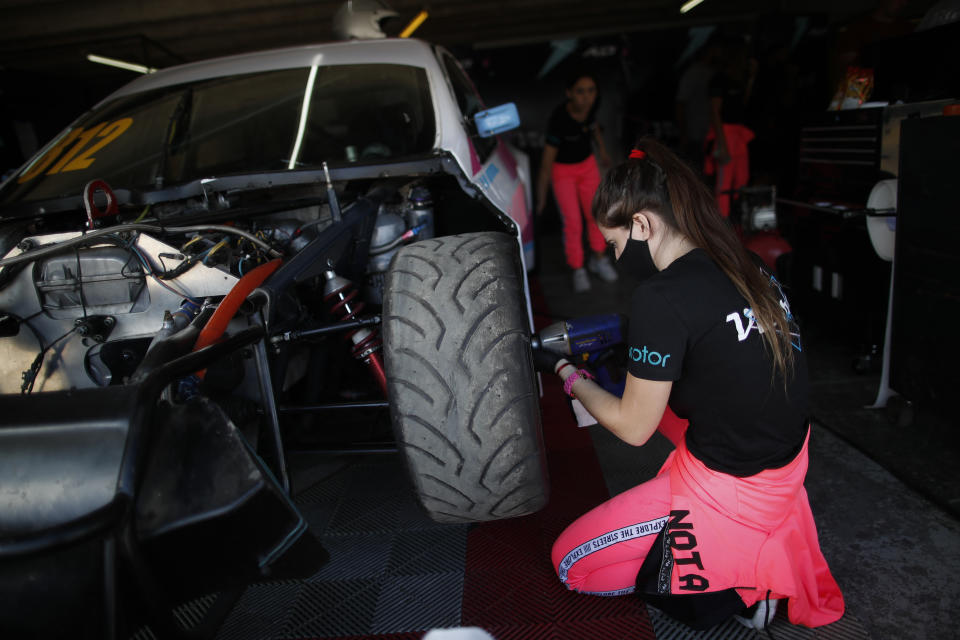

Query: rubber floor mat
left=212, top=455, right=470, bottom=639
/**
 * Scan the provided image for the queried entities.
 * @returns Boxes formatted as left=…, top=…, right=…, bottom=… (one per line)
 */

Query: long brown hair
left=592, top=138, right=795, bottom=379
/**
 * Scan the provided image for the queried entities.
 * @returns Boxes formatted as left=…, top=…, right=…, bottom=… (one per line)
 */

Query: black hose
left=22, top=326, right=77, bottom=394
left=157, top=256, right=199, bottom=280
left=129, top=306, right=215, bottom=384
left=368, top=234, right=406, bottom=256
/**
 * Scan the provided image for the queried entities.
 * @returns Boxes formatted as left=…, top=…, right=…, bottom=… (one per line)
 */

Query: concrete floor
left=532, top=227, right=960, bottom=640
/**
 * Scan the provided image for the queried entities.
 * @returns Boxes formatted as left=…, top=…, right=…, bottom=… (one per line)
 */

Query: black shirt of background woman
left=546, top=103, right=598, bottom=164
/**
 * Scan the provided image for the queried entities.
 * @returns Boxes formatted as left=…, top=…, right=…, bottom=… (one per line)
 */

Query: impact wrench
left=531, top=313, right=626, bottom=357
left=531, top=313, right=627, bottom=396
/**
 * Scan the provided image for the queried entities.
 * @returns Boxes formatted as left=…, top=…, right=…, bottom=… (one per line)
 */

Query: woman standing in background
left=704, top=36, right=757, bottom=218
left=536, top=70, right=618, bottom=293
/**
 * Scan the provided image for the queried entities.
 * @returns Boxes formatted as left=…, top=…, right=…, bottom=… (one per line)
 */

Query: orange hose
left=193, top=258, right=281, bottom=377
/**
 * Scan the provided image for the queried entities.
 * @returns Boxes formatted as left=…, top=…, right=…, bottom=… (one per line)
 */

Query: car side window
left=440, top=55, right=497, bottom=165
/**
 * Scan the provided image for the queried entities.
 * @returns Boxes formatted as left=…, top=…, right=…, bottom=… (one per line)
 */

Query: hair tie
left=628, top=149, right=646, bottom=159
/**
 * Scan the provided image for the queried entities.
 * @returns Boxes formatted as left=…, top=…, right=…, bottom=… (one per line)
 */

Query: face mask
left=616, top=223, right=659, bottom=281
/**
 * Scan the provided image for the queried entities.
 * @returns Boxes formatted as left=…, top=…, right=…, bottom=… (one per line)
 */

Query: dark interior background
left=0, top=0, right=955, bottom=175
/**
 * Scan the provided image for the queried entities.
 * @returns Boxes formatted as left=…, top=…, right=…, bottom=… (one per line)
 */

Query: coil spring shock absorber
left=322, top=269, right=387, bottom=395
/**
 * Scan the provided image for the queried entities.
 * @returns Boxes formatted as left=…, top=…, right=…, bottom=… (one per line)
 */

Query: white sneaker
left=572, top=268, right=591, bottom=293
left=588, top=255, right=618, bottom=283
left=734, top=598, right=779, bottom=630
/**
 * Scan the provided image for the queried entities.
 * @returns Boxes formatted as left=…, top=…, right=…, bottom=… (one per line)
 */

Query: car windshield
left=0, top=63, right=435, bottom=206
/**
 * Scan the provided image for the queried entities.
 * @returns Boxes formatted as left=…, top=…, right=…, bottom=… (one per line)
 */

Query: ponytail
left=593, top=138, right=795, bottom=380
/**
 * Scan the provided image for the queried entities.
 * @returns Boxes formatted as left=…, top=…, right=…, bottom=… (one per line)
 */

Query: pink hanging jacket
left=659, top=430, right=845, bottom=627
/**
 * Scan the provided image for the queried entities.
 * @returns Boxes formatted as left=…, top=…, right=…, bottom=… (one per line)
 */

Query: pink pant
left=552, top=471, right=671, bottom=595
left=551, top=155, right=607, bottom=269
left=552, top=408, right=689, bottom=595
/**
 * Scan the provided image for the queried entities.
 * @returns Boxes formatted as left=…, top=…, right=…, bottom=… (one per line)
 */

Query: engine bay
left=0, top=179, right=435, bottom=398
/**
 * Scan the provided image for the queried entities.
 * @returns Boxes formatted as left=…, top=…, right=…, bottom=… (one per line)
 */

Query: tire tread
left=383, top=232, right=547, bottom=522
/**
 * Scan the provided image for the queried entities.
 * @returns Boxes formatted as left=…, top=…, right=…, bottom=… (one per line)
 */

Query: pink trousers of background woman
left=551, top=155, right=607, bottom=269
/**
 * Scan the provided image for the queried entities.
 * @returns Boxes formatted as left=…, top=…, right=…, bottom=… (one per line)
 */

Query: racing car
left=0, top=37, right=547, bottom=637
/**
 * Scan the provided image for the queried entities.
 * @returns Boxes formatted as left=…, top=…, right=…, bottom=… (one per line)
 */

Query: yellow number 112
left=17, top=117, right=133, bottom=184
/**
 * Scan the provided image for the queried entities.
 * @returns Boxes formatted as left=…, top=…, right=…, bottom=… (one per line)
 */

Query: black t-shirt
left=626, top=249, right=808, bottom=476
left=545, top=103, right=597, bottom=164
left=708, top=73, right=747, bottom=125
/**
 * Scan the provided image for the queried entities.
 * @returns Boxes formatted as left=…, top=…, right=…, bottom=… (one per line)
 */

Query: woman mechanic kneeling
left=534, top=139, right=844, bottom=631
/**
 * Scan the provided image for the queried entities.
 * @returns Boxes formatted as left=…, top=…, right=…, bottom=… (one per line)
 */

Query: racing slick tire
left=382, top=232, right=548, bottom=523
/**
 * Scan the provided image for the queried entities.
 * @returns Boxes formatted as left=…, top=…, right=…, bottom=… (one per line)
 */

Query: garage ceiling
left=0, top=0, right=879, bottom=79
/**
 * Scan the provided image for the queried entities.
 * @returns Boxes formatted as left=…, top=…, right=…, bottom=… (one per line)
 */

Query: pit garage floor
left=196, top=230, right=960, bottom=640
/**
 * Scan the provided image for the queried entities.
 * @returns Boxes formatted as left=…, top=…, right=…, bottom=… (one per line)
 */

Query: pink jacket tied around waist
left=663, top=430, right=845, bottom=627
